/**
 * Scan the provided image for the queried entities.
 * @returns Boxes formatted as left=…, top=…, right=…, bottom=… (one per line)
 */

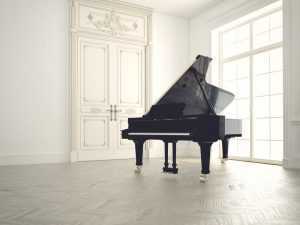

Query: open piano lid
left=154, top=55, right=235, bottom=115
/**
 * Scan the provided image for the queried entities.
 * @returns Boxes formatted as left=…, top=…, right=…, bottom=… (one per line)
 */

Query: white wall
left=189, top=0, right=300, bottom=169
left=190, top=20, right=211, bottom=62
left=0, top=1, right=191, bottom=164
left=0, top=0, right=70, bottom=165
left=283, top=0, right=300, bottom=168
left=151, top=12, right=190, bottom=104
left=149, top=12, right=190, bottom=157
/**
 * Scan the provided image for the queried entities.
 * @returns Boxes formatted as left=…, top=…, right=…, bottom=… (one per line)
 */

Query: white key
left=128, top=132, right=190, bottom=136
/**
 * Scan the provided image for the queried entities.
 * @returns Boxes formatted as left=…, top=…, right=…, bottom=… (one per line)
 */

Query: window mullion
left=221, top=41, right=282, bottom=64
left=250, top=21, right=254, bottom=160
left=268, top=52, right=272, bottom=159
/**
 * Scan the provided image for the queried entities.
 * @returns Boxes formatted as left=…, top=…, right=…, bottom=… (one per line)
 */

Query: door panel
left=115, top=44, right=145, bottom=152
left=78, top=37, right=111, bottom=155
left=120, top=50, right=140, bottom=104
left=79, top=38, right=109, bottom=106
left=117, top=45, right=145, bottom=109
left=81, top=116, right=109, bottom=149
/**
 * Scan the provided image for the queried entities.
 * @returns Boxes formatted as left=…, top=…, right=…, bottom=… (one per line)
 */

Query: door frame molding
left=69, top=0, right=152, bottom=162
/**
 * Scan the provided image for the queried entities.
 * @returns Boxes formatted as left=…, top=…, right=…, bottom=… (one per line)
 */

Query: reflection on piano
left=121, top=55, right=242, bottom=182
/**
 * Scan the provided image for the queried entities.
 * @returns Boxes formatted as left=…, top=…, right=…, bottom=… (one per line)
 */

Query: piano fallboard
left=122, top=117, right=241, bottom=141
left=122, top=115, right=227, bottom=142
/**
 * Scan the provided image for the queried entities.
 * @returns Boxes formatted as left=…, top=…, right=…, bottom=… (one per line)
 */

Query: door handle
left=113, top=105, right=122, bottom=121
left=106, top=105, right=113, bottom=121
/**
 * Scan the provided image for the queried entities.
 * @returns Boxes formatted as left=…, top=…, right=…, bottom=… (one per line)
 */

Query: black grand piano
left=122, top=55, right=242, bottom=181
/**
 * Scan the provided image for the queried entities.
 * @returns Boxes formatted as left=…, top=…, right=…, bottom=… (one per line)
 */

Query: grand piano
left=122, top=55, right=242, bottom=182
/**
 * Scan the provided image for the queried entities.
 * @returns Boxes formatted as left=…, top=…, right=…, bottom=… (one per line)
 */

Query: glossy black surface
left=150, top=55, right=234, bottom=116
left=126, top=115, right=225, bottom=140
left=121, top=55, right=242, bottom=176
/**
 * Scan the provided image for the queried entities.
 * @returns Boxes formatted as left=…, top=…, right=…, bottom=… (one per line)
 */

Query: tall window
left=214, top=3, right=283, bottom=163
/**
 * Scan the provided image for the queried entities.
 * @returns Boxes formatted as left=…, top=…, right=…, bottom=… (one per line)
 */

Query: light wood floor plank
left=0, top=159, right=299, bottom=225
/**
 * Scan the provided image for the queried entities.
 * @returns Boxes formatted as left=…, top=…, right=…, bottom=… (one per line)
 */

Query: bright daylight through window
left=213, top=1, right=283, bottom=163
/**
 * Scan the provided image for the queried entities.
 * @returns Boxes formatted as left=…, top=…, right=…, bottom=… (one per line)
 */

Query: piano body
left=121, top=55, right=242, bottom=181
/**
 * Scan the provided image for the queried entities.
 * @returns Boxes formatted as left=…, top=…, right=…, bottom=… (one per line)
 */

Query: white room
left=0, top=0, right=300, bottom=224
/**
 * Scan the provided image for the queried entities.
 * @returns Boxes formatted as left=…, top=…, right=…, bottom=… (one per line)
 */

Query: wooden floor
left=0, top=158, right=300, bottom=225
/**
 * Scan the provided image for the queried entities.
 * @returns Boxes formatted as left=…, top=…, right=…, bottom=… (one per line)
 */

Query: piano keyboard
left=128, top=132, right=191, bottom=136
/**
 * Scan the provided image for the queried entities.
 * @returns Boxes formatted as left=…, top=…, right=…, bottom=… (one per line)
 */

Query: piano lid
left=155, top=55, right=235, bottom=115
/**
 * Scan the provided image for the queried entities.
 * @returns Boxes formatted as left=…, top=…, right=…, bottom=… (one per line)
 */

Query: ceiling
left=119, top=0, right=225, bottom=18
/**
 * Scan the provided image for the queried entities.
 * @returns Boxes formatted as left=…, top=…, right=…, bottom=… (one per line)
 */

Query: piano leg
left=134, top=139, right=145, bottom=174
left=221, top=138, right=229, bottom=164
left=199, top=142, right=212, bottom=182
left=162, top=141, right=178, bottom=174
left=172, top=142, right=178, bottom=173
left=163, top=141, right=169, bottom=171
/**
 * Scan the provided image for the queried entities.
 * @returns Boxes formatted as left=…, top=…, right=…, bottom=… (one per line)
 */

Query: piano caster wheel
left=200, top=174, right=208, bottom=183
left=221, top=158, right=228, bottom=164
left=134, top=166, right=142, bottom=174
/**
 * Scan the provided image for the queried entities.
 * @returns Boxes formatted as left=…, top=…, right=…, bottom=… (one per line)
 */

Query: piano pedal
left=221, top=158, right=228, bottom=164
left=163, top=167, right=178, bottom=174
left=134, top=165, right=142, bottom=174
left=200, top=174, right=208, bottom=183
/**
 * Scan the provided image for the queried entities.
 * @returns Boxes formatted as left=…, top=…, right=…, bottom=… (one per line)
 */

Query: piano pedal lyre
left=162, top=141, right=178, bottom=174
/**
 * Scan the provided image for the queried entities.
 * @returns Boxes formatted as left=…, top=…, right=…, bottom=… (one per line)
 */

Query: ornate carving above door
left=87, top=10, right=139, bottom=35
left=72, top=1, right=151, bottom=44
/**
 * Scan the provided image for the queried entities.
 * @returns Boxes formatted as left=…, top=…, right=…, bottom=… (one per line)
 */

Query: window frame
left=217, top=7, right=283, bottom=165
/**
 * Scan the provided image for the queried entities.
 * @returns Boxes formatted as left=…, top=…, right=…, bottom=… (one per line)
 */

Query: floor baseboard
left=0, top=153, right=69, bottom=166
left=283, top=158, right=300, bottom=169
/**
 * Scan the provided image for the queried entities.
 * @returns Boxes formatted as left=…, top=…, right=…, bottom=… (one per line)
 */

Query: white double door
left=74, top=36, right=146, bottom=161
